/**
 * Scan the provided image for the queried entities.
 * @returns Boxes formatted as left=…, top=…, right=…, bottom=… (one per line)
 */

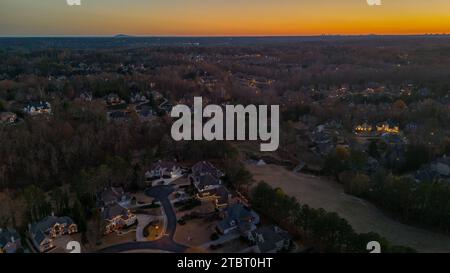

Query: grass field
left=246, top=163, right=450, bottom=253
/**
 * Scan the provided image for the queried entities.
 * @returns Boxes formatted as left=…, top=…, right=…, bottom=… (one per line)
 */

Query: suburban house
left=193, top=173, right=222, bottom=192
left=145, top=160, right=183, bottom=181
left=130, top=92, right=148, bottom=103
left=29, top=215, right=78, bottom=253
left=97, top=187, right=131, bottom=207
left=23, top=101, right=52, bottom=115
left=415, top=156, right=450, bottom=183
left=376, top=121, right=400, bottom=134
left=354, top=123, right=373, bottom=134
left=105, top=93, right=124, bottom=106
left=217, top=203, right=260, bottom=235
left=0, top=228, right=21, bottom=253
left=196, top=185, right=231, bottom=209
left=190, top=161, right=224, bottom=179
left=189, top=161, right=224, bottom=191
left=107, top=110, right=130, bottom=123
left=102, top=203, right=137, bottom=234
left=247, top=225, right=292, bottom=253
left=0, top=112, right=17, bottom=124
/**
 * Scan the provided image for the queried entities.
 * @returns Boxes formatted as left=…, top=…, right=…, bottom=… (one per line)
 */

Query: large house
left=0, top=228, right=21, bottom=253
left=196, top=185, right=231, bottom=209
left=189, top=161, right=224, bottom=192
left=102, top=203, right=137, bottom=234
left=130, top=92, right=148, bottom=104
left=217, top=203, right=259, bottom=235
left=376, top=121, right=400, bottom=134
left=190, top=161, right=224, bottom=179
left=247, top=226, right=292, bottom=253
left=23, top=101, right=52, bottom=115
left=193, top=173, right=222, bottom=192
left=29, top=215, right=78, bottom=253
left=97, top=187, right=131, bottom=207
left=97, top=187, right=137, bottom=234
left=354, top=122, right=373, bottom=135
left=145, top=160, right=183, bottom=181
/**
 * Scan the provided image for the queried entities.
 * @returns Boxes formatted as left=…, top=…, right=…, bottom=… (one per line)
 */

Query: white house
left=145, top=160, right=183, bottom=181
left=23, top=101, right=52, bottom=115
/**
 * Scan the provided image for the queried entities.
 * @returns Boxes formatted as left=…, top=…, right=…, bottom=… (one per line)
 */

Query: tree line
left=251, top=182, right=415, bottom=253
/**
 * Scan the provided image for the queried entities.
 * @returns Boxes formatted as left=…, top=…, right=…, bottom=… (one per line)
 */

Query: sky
left=0, top=0, right=449, bottom=36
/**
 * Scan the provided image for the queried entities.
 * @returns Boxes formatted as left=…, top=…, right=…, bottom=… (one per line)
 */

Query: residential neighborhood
left=0, top=35, right=449, bottom=254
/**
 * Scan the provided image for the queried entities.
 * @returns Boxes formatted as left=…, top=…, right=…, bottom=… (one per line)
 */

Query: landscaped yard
left=174, top=218, right=216, bottom=248
left=208, top=237, right=249, bottom=253
left=144, top=220, right=164, bottom=241
left=86, top=228, right=136, bottom=252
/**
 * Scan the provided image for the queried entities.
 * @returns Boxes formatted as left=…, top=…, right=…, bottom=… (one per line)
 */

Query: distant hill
left=113, top=34, right=133, bottom=38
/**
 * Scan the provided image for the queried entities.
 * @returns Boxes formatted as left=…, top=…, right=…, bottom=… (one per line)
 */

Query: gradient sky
left=1, top=0, right=449, bottom=36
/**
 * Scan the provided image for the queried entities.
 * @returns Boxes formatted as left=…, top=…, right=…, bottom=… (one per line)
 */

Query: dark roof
left=25, top=101, right=51, bottom=109
left=197, top=174, right=221, bottom=190
left=192, top=161, right=223, bottom=178
left=100, top=187, right=126, bottom=204
left=108, top=111, right=129, bottom=119
left=218, top=203, right=255, bottom=232
left=31, top=216, right=74, bottom=234
left=102, top=203, right=128, bottom=220
left=250, top=226, right=291, bottom=253
left=30, top=216, right=75, bottom=244
left=0, top=228, right=20, bottom=247
left=202, top=185, right=230, bottom=205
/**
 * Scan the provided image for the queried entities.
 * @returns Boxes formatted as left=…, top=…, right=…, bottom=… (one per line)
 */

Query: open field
left=247, top=164, right=450, bottom=253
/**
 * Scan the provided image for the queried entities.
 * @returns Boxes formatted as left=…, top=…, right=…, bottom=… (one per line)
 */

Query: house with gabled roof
left=196, top=185, right=231, bottom=209
left=247, top=225, right=292, bottom=253
left=0, top=228, right=21, bottom=253
left=145, top=160, right=183, bottom=181
left=23, top=101, right=52, bottom=116
left=28, top=215, right=77, bottom=253
left=97, top=187, right=131, bottom=207
left=191, top=161, right=224, bottom=179
left=102, top=203, right=137, bottom=234
left=217, top=203, right=259, bottom=235
left=189, top=161, right=225, bottom=192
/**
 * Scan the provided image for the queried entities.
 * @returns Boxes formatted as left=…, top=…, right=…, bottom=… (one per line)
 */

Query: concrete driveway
left=100, top=186, right=187, bottom=253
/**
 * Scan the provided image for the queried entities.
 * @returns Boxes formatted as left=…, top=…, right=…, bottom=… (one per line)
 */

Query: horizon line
left=1, top=33, right=449, bottom=39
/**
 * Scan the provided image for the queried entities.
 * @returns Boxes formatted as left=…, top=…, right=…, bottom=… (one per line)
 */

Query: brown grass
left=247, top=163, right=450, bottom=253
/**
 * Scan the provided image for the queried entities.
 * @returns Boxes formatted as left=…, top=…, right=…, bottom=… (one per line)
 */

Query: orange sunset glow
left=0, top=0, right=449, bottom=36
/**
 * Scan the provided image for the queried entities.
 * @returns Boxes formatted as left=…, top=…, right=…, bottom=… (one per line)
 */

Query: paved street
left=100, top=186, right=187, bottom=253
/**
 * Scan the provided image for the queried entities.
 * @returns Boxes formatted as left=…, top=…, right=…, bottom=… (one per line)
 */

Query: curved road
left=100, top=186, right=187, bottom=253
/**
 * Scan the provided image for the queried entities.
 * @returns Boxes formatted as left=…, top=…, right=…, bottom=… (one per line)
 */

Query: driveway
left=100, top=186, right=187, bottom=253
